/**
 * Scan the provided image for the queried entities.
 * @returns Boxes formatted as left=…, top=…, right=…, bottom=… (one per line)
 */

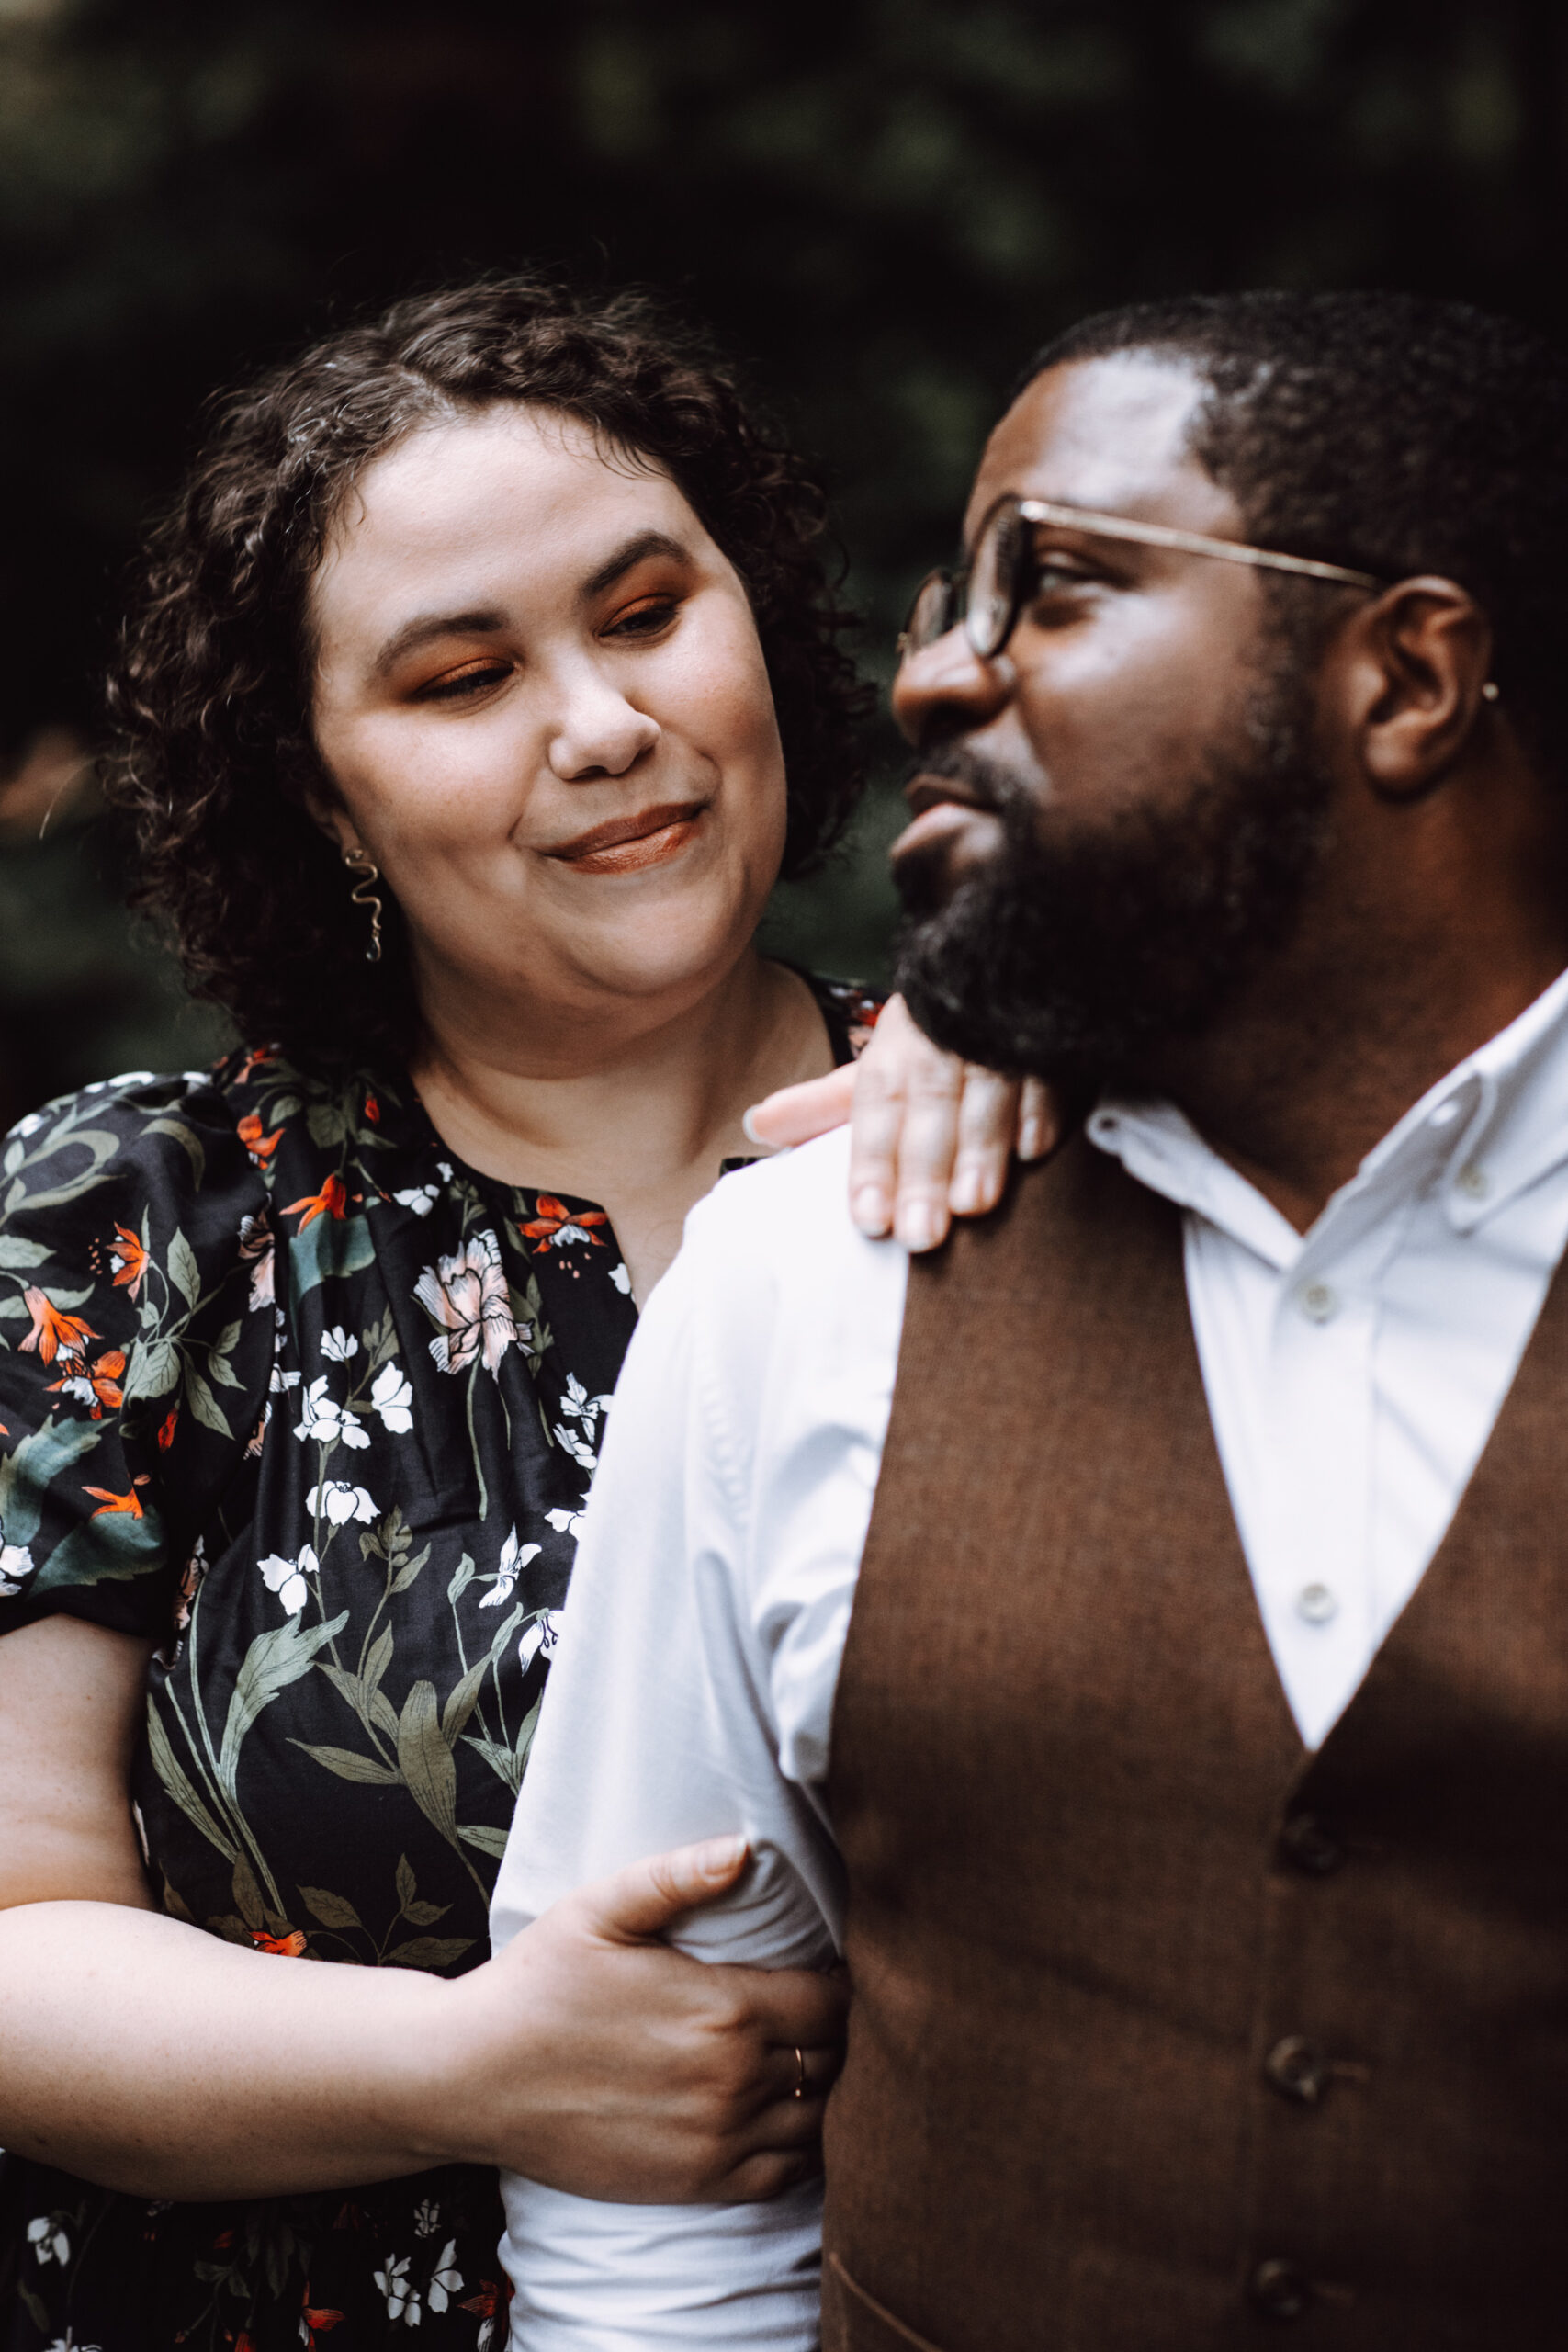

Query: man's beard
left=893, top=656, right=1335, bottom=1089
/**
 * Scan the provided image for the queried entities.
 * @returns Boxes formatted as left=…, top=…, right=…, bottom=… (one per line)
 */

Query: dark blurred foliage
left=1, top=0, right=1564, bottom=1117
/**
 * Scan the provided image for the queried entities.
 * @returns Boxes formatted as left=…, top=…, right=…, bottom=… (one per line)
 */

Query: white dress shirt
left=490, top=965, right=1568, bottom=2349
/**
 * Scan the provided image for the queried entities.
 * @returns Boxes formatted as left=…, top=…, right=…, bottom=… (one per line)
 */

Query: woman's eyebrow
left=581, top=529, right=690, bottom=601
left=371, top=606, right=506, bottom=678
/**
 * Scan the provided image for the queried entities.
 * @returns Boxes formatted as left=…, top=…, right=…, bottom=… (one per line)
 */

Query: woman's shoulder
left=799, top=972, right=887, bottom=1064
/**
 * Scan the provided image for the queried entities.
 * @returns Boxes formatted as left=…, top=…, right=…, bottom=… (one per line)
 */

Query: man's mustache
left=901, top=742, right=1032, bottom=822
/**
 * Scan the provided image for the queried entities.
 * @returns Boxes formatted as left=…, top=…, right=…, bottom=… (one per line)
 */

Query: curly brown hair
left=105, top=276, right=873, bottom=1070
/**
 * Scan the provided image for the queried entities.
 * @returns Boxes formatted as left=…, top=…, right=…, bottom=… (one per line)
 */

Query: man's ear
left=1344, top=577, right=1498, bottom=802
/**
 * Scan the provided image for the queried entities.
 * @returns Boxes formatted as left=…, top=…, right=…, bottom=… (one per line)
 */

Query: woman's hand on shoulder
left=434, top=1835, right=844, bottom=2202
left=744, top=993, right=1059, bottom=1252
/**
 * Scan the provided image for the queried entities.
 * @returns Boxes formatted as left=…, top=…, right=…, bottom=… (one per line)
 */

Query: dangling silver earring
left=342, top=844, right=384, bottom=964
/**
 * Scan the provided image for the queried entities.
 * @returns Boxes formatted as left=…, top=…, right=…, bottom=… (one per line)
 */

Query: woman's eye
left=412, top=662, right=512, bottom=703
left=605, top=595, right=680, bottom=640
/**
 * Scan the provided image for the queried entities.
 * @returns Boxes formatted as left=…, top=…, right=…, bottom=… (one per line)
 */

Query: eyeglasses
left=899, top=494, right=1386, bottom=664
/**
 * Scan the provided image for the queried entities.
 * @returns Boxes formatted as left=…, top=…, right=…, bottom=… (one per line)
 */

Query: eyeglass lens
left=901, top=500, right=1029, bottom=661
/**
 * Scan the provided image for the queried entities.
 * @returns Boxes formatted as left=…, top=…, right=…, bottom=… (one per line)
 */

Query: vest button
left=1264, top=2033, right=1330, bottom=2104
left=1279, top=1810, right=1345, bottom=1874
left=1250, top=2258, right=1314, bottom=2320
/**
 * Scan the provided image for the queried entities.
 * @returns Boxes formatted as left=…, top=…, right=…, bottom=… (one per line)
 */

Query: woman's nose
left=891, top=628, right=1013, bottom=749
left=547, top=670, right=661, bottom=781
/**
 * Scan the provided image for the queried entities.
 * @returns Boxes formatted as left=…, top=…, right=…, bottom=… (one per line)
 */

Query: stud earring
left=342, top=844, right=384, bottom=964
left=1482, top=682, right=1501, bottom=703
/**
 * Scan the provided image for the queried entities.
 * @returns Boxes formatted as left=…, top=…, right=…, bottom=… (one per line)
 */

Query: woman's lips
left=546, top=801, right=706, bottom=876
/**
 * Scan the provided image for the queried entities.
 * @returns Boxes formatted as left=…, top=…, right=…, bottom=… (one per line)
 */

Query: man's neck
left=1150, top=919, right=1568, bottom=1237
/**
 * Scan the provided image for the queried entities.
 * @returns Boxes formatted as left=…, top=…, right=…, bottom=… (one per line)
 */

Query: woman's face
left=309, top=403, right=789, bottom=1047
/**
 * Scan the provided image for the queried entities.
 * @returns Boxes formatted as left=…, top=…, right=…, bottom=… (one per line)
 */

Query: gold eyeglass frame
left=898, top=495, right=1385, bottom=663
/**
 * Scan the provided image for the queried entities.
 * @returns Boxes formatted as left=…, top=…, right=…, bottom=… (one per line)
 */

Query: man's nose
left=890, top=628, right=1013, bottom=748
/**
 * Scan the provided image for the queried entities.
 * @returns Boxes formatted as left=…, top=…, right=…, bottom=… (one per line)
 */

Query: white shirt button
left=1297, top=1280, right=1339, bottom=1324
left=1456, top=1163, right=1490, bottom=1200
left=1295, top=1582, right=1339, bottom=1625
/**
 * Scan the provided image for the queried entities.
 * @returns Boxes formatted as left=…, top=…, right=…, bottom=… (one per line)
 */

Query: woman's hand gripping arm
left=0, top=1615, right=843, bottom=2204
left=746, top=993, right=1058, bottom=1251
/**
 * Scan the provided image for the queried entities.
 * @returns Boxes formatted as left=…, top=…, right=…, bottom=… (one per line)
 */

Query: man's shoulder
left=679, top=1129, right=907, bottom=1347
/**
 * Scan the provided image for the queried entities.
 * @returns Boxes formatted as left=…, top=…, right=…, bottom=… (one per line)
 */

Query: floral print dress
left=0, top=975, right=881, bottom=2352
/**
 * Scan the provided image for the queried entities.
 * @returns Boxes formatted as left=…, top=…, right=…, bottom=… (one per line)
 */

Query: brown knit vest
left=821, top=1135, right=1568, bottom=2351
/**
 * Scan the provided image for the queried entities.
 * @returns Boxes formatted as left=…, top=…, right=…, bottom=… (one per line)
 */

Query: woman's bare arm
left=0, top=1616, right=843, bottom=2203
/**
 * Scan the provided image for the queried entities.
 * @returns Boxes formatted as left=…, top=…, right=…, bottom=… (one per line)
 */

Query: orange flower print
left=50, top=1347, right=128, bottom=1419
left=159, top=1406, right=179, bottom=1450
left=302, top=2290, right=345, bottom=2342
left=413, top=1231, right=516, bottom=1375
left=19, top=1286, right=97, bottom=1372
left=364, top=1092, right=380, bottom=1124
left=463, top=2277, right=512, bottom=2347
left=237, top=1111, right=283, bottom=1166
left=232, top=1046, right=276, bottom=1084
left=85, top=1476, right=150, bottom=1517
left=250, top=1928, right=307, bottom=1956
left=103, top=1220, right=150, bottom=1301
left=283, top=1174, right=348, bottom=1230
left=519, top=1194, right=608, bottom=1254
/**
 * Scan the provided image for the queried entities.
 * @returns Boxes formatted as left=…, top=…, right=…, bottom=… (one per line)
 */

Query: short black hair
left=106, top=275, right=872, bottom=1071
left=1021, top=291, right=1568, bottom=782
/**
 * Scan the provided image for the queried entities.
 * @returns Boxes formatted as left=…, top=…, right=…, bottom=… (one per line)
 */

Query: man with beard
left=490, top=292, right=1568, bottom=2350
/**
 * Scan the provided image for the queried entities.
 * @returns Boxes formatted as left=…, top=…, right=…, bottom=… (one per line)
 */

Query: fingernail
left=740, top=1107, right=763, bottom=1147
left=897, top=1199, right=941, bottom=1252
left=1019, top=1115, right=1047, bottom=1160
left=852, top=1184, right=891, bottom=1235
left=950, top=1165, right=985, bottom=1214
left=694, top=1832, right=749, bottom=1877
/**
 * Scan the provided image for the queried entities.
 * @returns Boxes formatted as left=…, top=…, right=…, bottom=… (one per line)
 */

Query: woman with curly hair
left=0, top=277, right=1032, bottom=2347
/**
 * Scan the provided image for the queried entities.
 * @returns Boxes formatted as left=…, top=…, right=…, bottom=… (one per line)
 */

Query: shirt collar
left=1087, top=960, right=1568, bottom=1269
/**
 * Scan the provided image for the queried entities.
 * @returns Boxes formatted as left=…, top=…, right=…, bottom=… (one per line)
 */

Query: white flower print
left=553, top=1422, right=599, bottom=1474
left=28, top=2215, right=69, bottom=2266
left=238, top=1210, right=275, bottom=1310
left=293, top=1375, right=370, bottom=1449
left=307, top=1480, right=378, bottom=1527
left=428, top=2238, right=465, bottom=2313
left=559, top=1371, right=613, bottom=1427
left=546, top=1503, right=585, bottom=1543
left=1, top=1532, right=36, bottom=1597
left=481, top=1524, right=542, bottom=1609
left=412, top=2196, right=441, bottom=2239
left=518, top=1611, right=563, bottom=1673
left=53, top=1373, right=101, bottom=1411
left=10, top=1108, right=43, bottom=1138
left=373, top=2250, right=422, bottom=2323
left=371, top=1360, right=414, bottom=1434
left=393, top=1183, right=439, bottom=1217
left=412, top=1229, right=516, bottom=1376
left=320, top=1325, right=358, bottom=1363
left=609, top=1261, right=632, bottom=1295
left=257, top=1545, right=318, bottom=1616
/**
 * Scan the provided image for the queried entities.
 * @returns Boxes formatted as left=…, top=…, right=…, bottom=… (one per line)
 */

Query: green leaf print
left=289, top=1742, right=401, bottom=1786
left=0, top=1418, right=99, bottom=1548
left=396, top=1680, right=458, bottom=1844
left=146, top=1705, right=239, bottom=1865
left=0, top=1234, right=51, bottom=1270
left=218, top=1611, right=350, bottom=1797
left=167, top=1229, right=202, bottom=1309
left=182, top=1361, right=235, bottom=1437
left=384, top=1936, right=474, bottom=1970
left=123, top=1335, right=181, bottom=1401
left=300, top=1886, right=365, bottom=1931
left=457, top=1823, right=511, bottom=1859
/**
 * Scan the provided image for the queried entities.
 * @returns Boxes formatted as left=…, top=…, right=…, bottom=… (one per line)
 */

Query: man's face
left=889, top=354, right=1336, bottom=1085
